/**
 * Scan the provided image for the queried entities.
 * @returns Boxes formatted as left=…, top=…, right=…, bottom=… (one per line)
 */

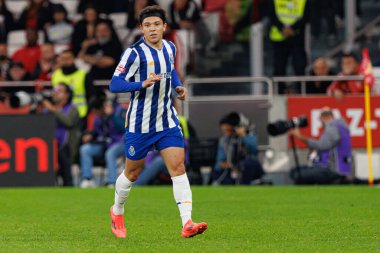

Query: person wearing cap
left=108, top=5, right=207, bottom=239
left=289, top=107, right=353, bottom=184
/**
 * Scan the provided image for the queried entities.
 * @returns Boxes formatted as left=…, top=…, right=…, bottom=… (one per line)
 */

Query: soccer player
left=108, top=5, right=207, bottom=238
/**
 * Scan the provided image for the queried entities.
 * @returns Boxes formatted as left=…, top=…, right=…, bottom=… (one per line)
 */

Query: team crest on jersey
left=169, top=53, right=174, bottom=64
left=128, top=146, right=135, bottom=156
left=148, top=61, right=154, bottom=66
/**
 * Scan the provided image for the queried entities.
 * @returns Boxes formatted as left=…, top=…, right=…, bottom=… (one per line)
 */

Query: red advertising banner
left=287, top=95, right=380, bottom=148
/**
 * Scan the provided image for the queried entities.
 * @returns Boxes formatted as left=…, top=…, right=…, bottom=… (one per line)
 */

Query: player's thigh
left=160, top=147, right=186, bottom=177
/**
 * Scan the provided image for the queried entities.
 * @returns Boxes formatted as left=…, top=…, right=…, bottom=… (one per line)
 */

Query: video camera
left=9, top=90, right=53, bottom=109
left=267, top=115, right=308, bottom=136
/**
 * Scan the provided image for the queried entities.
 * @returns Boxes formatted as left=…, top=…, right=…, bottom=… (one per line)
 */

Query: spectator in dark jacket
left=169, top=0, right=210, bottom=51
left=16, top=0, right=56, bottom=30
left=78, top=21, right=123, bottom=80
left=0, top=0, right=14, bottom=42
left=307, top=58, right=335, bottom=94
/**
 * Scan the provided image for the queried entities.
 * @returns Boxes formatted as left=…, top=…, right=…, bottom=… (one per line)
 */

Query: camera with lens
left=267, top=115, right=308, bottom=136
left=9, top=90, right=53, bottom=109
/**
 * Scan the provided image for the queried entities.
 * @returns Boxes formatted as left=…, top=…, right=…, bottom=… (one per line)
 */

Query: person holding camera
left=212, top=112, right=265, bottom=185
left=289, top=107, right=352, bottom=184
left=42, top=82, right=80, bottom=186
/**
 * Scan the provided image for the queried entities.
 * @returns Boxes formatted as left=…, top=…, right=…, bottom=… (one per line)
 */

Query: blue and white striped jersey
left=110, top=37, right=182, bottom=134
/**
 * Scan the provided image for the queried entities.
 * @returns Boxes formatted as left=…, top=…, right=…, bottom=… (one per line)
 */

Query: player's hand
left=142, top=74, right=161, bottom=88
left=175, top=86, right=187, bottom=100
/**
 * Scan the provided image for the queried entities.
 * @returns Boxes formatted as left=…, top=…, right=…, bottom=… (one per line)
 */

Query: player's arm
left=171, top=69, right=187, bottom=100
left=110, top=48, right=159, bottom=93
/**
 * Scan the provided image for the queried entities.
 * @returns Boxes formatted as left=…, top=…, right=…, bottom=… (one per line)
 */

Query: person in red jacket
left=327, top=53, right=365, bottom=100
left=12, top=29, right=41, bottom=75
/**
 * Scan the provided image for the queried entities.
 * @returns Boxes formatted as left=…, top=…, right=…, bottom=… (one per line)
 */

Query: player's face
left=140, top=17, right=167, bottom=45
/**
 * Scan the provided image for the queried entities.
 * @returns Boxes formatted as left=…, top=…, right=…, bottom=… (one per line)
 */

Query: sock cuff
left=120, top=171, right=134, bottom=186
left=171, top=173, right=188, bottom=183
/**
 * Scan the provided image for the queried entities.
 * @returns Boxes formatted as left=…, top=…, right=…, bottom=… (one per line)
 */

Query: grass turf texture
left=0, top=186, right=379, bottom=253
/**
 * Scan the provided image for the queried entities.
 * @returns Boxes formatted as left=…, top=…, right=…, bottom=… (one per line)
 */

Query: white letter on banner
left=311, top=109, right=322, bottom=136
left=347, top=109, right=364, bottom=136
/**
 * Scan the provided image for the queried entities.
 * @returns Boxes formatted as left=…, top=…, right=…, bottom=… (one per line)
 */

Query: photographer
left=289, top=107, right=352, bottom=184
left=212, top=112, right=264, bottom=185
left=42, top=82, right=80, bottom=186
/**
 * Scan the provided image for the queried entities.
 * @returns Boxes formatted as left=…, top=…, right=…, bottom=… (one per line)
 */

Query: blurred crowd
left=0, top=0, right=373, bottom=187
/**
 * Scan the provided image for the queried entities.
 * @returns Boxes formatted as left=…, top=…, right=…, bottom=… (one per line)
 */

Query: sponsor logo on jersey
left=117, top=65, right=126, bottom=73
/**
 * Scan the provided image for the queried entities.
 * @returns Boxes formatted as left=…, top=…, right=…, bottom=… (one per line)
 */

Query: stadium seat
left=116, top=27, right=129, bottom=43
left=109, top=13, right=127, bottom=28
left=6, top=0, right=28, bottom=19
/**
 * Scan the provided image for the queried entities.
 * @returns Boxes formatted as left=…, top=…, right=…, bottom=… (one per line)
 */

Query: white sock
left=113, top=171, right=133, bottom=215
left=172, top=173, right=192, bottom=226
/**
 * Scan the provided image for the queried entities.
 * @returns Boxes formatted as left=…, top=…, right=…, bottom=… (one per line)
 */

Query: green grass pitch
left=0, top=186, right=379, bottom=252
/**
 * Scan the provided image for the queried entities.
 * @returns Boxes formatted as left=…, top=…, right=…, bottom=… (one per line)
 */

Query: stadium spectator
left=6, top=61, right=32, bottom=82
left=32, top=43, right=56, bottom=81
left=78, top=21, right=123, bottom=80
left=212, top=112, right=264, bottom=185
left=327, top=52, right=364, bottom=100
left=234, top=0, right=268, bottom=34
left=0, top=0, right=15, bottom=43
left=269, top=0, right=310, bottom=94
left=42, top=83, right=80, bottom=186
left=45, top=4, right=73, bottom=45
left=3, top=61, right=33, bottom=94
left=12, top=29, right=41, bottom=75
left=306, top=57, right=335, bottom=94
left=310, top=0, right=337, bottom=45
left=77, top=0, right=113, bottom=15
left=71, top=5, right=104, bottom=56
left=0, top=43, right=10, bottom=80
left=289, top=107, right=352, bottom=184
left=79, top=97, right=125, bottom=188
left=169, top=0, right=210, bottom=51
left=16, top=0, right=56, bottom=30
left=51, top=49, right=95, bottom=121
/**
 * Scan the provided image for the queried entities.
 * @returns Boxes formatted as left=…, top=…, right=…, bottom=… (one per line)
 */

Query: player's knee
left=125, top=168, right=141, bottom=182
left=173, top=162, right=186, bottom=175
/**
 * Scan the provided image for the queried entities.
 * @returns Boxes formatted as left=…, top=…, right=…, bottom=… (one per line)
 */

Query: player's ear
left=163, top=23, right=167, bottom=32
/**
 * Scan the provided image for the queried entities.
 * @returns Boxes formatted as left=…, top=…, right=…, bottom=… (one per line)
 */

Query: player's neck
left=144, top=37, right=163, bottom=50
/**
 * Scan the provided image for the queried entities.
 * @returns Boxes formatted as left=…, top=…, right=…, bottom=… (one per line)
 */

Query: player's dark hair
left=139, top=5, right=166, bottom=24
